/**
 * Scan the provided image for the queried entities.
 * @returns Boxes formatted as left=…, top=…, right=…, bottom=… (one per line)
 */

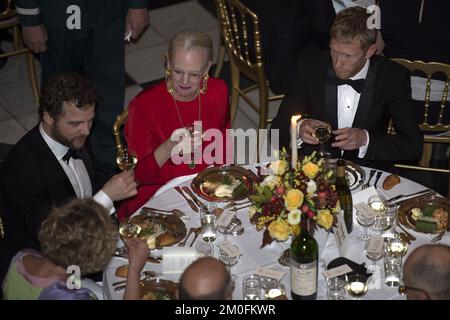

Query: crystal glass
left=385, top=233, right=408, bottom=258
left=312, top=122, right=332, bottom=158
left=195, top=240, right=214, bottom=257
left=384, top=255, right=402, bottom=287
left=346, top=274, right=368, bottom=299
left=242, top=275, right=261, bottom=300
left=200, top=207, right=218, bottom=243
left=219, top=244, right=240, bottom=274
left=368, top=195, right=387, bottom=231
left=364, top=239, right=384, bottom=268
left=356, top=209, right=375, bottom=240
left=327, top=277, right=346, bottom=300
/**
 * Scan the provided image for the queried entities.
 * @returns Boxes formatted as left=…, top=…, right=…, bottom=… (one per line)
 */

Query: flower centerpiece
left=249, top=150, right=340, bottom=248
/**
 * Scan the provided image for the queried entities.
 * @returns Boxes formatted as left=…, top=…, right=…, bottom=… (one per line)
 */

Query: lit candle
left=290, top=115, right=302, bottom=168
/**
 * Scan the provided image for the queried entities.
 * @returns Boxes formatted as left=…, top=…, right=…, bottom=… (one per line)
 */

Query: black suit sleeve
left=364, top=66, right=423, bottom=162
left=271, top=54, right=311, bottom=150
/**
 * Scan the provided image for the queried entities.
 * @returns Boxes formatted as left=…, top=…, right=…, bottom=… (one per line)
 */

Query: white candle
left=290, top=115, right=302, bottom=169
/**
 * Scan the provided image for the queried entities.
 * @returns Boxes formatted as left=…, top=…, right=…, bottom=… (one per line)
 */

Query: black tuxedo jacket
left=271, top=52, right=423, bottom=168
left=0, top=125, right=97, bottom=248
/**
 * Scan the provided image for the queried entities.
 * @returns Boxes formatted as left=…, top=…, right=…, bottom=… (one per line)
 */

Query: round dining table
left=103, top=164, right=450, bottom=300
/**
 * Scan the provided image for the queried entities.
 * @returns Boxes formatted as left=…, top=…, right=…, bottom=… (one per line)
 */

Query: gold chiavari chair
left=0, top=0, right=39, bottom=102
left=214, top=0, right=284, bottom=155
left=391, top=59, right=450, bottom=198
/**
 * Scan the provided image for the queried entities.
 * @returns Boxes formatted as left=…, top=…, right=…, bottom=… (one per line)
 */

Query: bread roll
left=382, top=174, right=401, bottom=190
left=115, top=264, right=129, bottom=278
left=158, top=232, right=177, bottom=246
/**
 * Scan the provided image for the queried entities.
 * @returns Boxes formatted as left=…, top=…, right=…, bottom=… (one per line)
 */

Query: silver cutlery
left=385, top=190, right=432, bottom=203
left=112, top=270, right=159, bottom=287
left=178, top=227, right=196, bottom=247
left=373, top=171, right=383, bottom=189
left=223, top=199, right=251, bottom=210
left=181, top=186, right=207, bottom=210
left=142, top=207, right=190, bottom=220
left=231, top=203, right=252, bottom=211
left=430, top=230, right=446, bottom=243
left=175, top=187, right=198, bottom=212
left=188, top=227, right=202, bottom=247
left=397, top=223, right=416, bottom=241
left=361, top=169, right=376, bottom=190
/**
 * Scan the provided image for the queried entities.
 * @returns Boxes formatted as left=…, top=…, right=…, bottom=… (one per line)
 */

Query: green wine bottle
left=290, top=213, right=318, bottom=300
left=336, top=159, right=353, bottom=233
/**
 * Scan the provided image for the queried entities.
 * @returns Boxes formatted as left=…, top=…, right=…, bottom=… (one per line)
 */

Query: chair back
left=112, top=109, right=129, bottom=165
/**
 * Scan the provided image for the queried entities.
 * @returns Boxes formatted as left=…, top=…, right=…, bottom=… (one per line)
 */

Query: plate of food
left=325, top=159, right=366, bottom=191
left=141, top=278, right=178, bottom=300
left=119, top=210, right=187, bottom=249
left=398, top=194, right=449, bottom=234
left=191, top=165, right=257, bottom=202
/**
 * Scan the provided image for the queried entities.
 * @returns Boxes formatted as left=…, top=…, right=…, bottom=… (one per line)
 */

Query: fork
left=430, top=230, right=446, bottom=243
left=223, top=199, right=251, bottom=210
left=361, top=169, right=376, bottom=190
left=178, top=227, right=196, bottom=247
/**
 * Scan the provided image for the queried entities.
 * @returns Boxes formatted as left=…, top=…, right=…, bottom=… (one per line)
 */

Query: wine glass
left=346, top=273, right=368, bottom=299
left=116, top=148, right=138, bottom=171
left=364, top=239, right=384, bottom=268
left=219, top=244, right=240, bottom=275
left=367, top=195, right=387, bottom=231
left=312, top=122, right=332, bottom=158
left=356, top=209, right=374, bottom=240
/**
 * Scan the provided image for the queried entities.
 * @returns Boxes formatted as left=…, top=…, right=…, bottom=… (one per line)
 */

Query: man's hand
left=125, top=8, right=149, bottom=40
left=332, top=128, right=368, bottom=150
left=22, top=25, right=48, bottom=53
left=102, top=170, right=138, bottom=202
left=299, top=119, right=330, bottom=145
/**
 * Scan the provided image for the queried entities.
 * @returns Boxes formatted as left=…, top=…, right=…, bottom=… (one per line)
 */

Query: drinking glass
left=312, top=122, right=332, bottom=158
left=346, top=274, right=368, bottom=299
left=384, top=255, right=402, bottom=287
left=200, top=204, right=218, bottom=243
left=368, top=195, right=387, bottom=231
left=242, top=275, right=261, bottom=300
left=327, top=277, right=347, bottom=300
left=219, top=244, right=240, bottom=274
left=356, top=209, right=374, bottom=240
left=385, top=233, right=408, bottom=258
left=260, top=277, right=286, bottom=300
left=195, top=240, right=214, bottom=257
left=364, top=239, right=384, bottom=268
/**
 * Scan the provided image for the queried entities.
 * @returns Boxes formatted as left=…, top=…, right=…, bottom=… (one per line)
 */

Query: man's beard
left=51, top=126, right=86, bottom=150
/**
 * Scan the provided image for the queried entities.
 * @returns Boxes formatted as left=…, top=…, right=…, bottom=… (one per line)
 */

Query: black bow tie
left=334, top=77, right=365, bottom=93
left=62, top=149, right=81, bottom=164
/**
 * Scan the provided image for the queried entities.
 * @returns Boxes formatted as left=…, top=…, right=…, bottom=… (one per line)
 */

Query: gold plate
left=191, top=165, right=257, bottom=202
left=141, top=278, right=178, bottom=300
left=119, top=210, right=187, bottom=249
left=398, top=194, right=450, bottom=234
left=325, top=159, right=366, bottom=191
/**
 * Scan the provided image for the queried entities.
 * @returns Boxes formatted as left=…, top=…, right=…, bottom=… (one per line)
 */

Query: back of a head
left=39, top=198, right=118, bottom=276
left=330, top=6, right=376, bottom=51
left=404, top=244, right=450, bottom=299
left=39, top=73, right=97, bottom=120
left=178, top=257, right=232, bottom=300
left=167, top=29, right=213, bottom=65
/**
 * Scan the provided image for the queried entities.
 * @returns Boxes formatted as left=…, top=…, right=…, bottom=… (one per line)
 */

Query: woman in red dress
left=118, top=29, right=231, bottom=219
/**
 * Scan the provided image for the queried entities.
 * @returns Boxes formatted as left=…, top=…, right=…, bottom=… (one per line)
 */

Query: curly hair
left=330, top=6, right=377, bottom=51
left=39, top=198, right=118, bottom=276
left=38, top=73, right=97, bottom=119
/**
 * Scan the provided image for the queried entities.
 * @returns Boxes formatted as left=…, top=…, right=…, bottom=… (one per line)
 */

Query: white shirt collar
left=350, top=59, right=370, bottom=81
left=39, top=122, right=69, bottom=160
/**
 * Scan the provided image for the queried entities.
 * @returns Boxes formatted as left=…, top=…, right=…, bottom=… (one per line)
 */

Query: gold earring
left=165, top=69, right=175, bottom=94
left=199, top=74, right=209, bottom=94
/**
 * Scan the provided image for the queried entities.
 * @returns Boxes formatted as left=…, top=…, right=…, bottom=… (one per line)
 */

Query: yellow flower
left=287, top=209, right=301, bottom=225
left=290, top=223, right=300, bottom=236
left=302, top=162, right=320, bottom=179
left=268, top=220, right=291, bottom=241
left=284, top=189, right=304, bottom=211
left=249, top=205, right=258, bottom=218
left=317, top=209, right=334, bottom=230
left=270, top=160, right=288, bottom=175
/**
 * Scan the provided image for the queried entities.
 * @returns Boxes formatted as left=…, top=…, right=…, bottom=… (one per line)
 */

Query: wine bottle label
left=290, top=260, right=317, bottom=296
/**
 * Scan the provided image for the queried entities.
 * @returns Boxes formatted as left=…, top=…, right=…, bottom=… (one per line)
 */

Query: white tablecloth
left=103, top=165, right=450, bottom=300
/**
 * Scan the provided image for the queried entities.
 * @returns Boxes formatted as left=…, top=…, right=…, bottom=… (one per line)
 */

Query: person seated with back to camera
left=270, top=6, right=422, bottom=171
left=1, top=198, right=149, bottom=300
left=117, top=29, right=232, bottom=220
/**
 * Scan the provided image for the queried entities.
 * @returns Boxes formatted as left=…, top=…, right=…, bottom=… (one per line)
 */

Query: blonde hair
left=167, top=29, right=213, bottom=68
left=330, top=6, right=377, bottom=51
left=39, top=198, right=118, bottom=276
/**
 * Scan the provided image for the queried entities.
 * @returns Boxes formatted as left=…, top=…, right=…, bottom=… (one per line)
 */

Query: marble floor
left=0, top=0, right=281, bottom=163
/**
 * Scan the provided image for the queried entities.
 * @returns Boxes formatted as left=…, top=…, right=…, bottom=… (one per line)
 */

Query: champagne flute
left=116, top=148, right=138, bottom=171
left=312, top=122, right=332, bottom=158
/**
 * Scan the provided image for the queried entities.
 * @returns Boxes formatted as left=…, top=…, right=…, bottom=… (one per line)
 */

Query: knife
left=386, top=190, right=434, bottom=203
left=175, top=187, right=199, bottom=212
left=182, top=186, right=207, bottom=210
left=373, top=171, right=383, bottom=189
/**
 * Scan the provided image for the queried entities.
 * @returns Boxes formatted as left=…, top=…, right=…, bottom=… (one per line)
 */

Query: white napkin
left=352, top=186, right=379, bottom=207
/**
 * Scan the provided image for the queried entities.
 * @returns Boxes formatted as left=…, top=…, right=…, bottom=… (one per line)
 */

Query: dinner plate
left=398, top=194, right=450, bottom=234
left=141, top=278, right=178, bottom=300
left=325, top=158, right=365, bottom=191
left=191, top=165, right=257, bottom=202
left=119, top=210, right=187, bottom=249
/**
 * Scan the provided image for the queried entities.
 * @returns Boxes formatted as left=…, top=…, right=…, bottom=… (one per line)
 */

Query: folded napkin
left=327, top=257, right=372, bottom=279
left=352, top=186, right=379, bottom=206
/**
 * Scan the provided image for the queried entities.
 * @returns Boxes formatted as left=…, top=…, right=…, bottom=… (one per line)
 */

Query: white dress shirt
left=297, top=59, right=370, bottom=158
left=39, top=124, right=114, bottom=214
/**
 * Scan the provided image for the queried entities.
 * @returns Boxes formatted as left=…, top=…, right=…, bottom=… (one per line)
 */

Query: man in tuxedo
left=0, top=73, right=137, bottom=286
left=271, top=6, right=422, bottom=168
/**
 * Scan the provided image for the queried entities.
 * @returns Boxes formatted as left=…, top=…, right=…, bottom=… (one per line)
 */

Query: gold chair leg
left=419, top=143, right=433, bottom=167
left=229, top=59, right=240, bottom=125
left=256, top=86, right=269, bottom=163
left=26, top=51, right=40, bottom=103
left=214, top=44, right=226, bottom=78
